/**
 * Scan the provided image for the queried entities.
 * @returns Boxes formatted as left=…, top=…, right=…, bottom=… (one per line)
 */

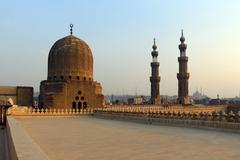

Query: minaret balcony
left=177, top=73, right=189, bottom=79
left=151, top=62, right=159, bottom=66
left=178, top=57, right=188, bottom=61
left=150, top=76, right=160, bottom=82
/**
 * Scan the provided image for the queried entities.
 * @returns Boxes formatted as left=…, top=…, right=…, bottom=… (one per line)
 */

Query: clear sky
left=0, top=0, right=240, bottom=98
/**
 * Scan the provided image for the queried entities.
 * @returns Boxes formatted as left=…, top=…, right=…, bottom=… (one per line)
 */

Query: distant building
left=192, top=89, right=209, bottom=104
left=209, top=98, right=227, bottom=105
left=39, top=25, right=104, bottom=109
left=0, top=86, right=33, bottom=106
left=192, top=89, right=208, bottom=100
left=128, top=97, right=144, bottom=105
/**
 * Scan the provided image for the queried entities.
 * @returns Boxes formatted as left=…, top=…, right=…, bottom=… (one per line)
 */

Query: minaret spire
left=150, top=38, right=161, bottom=105
left=177, top=30, right=190, bottom=105
left=70, top=24, right=74, bottom=35
left=152, top=38, right=157, bottom=51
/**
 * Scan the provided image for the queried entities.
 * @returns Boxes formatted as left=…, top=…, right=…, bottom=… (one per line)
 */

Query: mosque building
left=39, top=25, right=104, bottom=109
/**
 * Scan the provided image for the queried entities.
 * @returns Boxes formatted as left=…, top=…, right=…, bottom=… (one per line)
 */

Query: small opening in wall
left=78, top=91, right=82, bottom=95
left=77, top=76, right=80, bottom=80
left=84, top=77, right=86, bottom=80
left=54, top=76, right=57, bottom=79
left=75, top=96, right=79, bottom=101
left=81, top=96, right=84, bottom=100
left=69, top=76, right=72, bottom=79
left=89, top=78, right=91, bottom=81
left=61, top=76, right=64, bottom=80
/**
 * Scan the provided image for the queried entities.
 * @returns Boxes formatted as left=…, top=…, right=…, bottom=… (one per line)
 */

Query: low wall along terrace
left=5, top=106, right=93, bottom=160
left=93, top=105, right=240, bottom=133
left=103, top=105, right=228, bottom=113
left=7, top=106, right=93, bottom=116
left=6, top=116, right=49, bottom=160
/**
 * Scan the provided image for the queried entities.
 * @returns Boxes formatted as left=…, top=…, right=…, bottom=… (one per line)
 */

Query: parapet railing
left=100, top=105, right=227, bottom=115
left=94, top=108, right=240, bottom=123
left=7, top=107, right=94, bottom=116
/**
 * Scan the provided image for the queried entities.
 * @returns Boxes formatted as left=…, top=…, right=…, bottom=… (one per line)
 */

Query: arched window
left=72, top=102, right=76, bottom=109
left=78, top=91, right=82, bottom=95
left=83, top=102, right=87, bottom=109
left=78, top=102, right=82, bottom=110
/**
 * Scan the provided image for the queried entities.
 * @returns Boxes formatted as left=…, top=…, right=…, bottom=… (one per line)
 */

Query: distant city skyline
left=0, top=0, right=240, bottom=98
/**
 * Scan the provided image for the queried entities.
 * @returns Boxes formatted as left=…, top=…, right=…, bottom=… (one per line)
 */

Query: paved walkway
left=16, top=117, right=240, bottom=160
left=0, top=126, right=7, bottom=160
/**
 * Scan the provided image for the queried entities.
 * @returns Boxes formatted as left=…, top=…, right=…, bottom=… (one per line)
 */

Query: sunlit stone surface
left=16, top=117, right=240, bottom=160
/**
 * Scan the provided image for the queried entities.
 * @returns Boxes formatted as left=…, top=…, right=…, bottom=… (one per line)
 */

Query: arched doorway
left=72, top=101, right=76, bottom=109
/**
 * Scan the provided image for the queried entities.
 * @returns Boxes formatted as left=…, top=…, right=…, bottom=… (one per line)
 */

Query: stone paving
left=16, top=116, right=240, bottom=160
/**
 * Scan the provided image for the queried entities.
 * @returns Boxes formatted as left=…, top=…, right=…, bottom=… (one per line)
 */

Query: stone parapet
left=6, top=116, right=49, bottom=160
left=93, top=108, right=240, bottom=133
left=7, top=106, right=93, bottom=116
left=103, top=105, right=227, bottom=113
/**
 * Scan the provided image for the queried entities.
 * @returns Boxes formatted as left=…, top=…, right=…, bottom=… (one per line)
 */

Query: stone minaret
left=177, top=30, right=190, bottom=105
left=150, top=38, right=161, bottom=105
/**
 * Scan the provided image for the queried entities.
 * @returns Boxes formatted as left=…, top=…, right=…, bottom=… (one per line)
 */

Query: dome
left=47, top=35, right=93, bottom=81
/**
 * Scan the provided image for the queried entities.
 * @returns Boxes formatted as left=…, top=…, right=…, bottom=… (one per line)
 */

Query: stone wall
left=6, top=116, right=49, bottom=160
left=0, top=86, right=33, bottom=106
left=6, top=117, right=17, bottom=160
left=93, top=107, right=240, bottom=133
left=104, top=105, right=227, bottom=113
left=16, top=87, right=33, bottom=106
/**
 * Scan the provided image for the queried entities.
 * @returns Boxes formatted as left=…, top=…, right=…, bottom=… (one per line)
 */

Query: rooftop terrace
left=11, top=116, right=240, bottom=160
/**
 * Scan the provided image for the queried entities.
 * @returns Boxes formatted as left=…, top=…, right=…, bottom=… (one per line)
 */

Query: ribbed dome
left=47, top=35, right=93, bottom=81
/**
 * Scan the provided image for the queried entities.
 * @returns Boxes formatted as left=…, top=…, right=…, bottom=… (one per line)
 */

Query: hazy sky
left=0, top=0, right=240, bottom=98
